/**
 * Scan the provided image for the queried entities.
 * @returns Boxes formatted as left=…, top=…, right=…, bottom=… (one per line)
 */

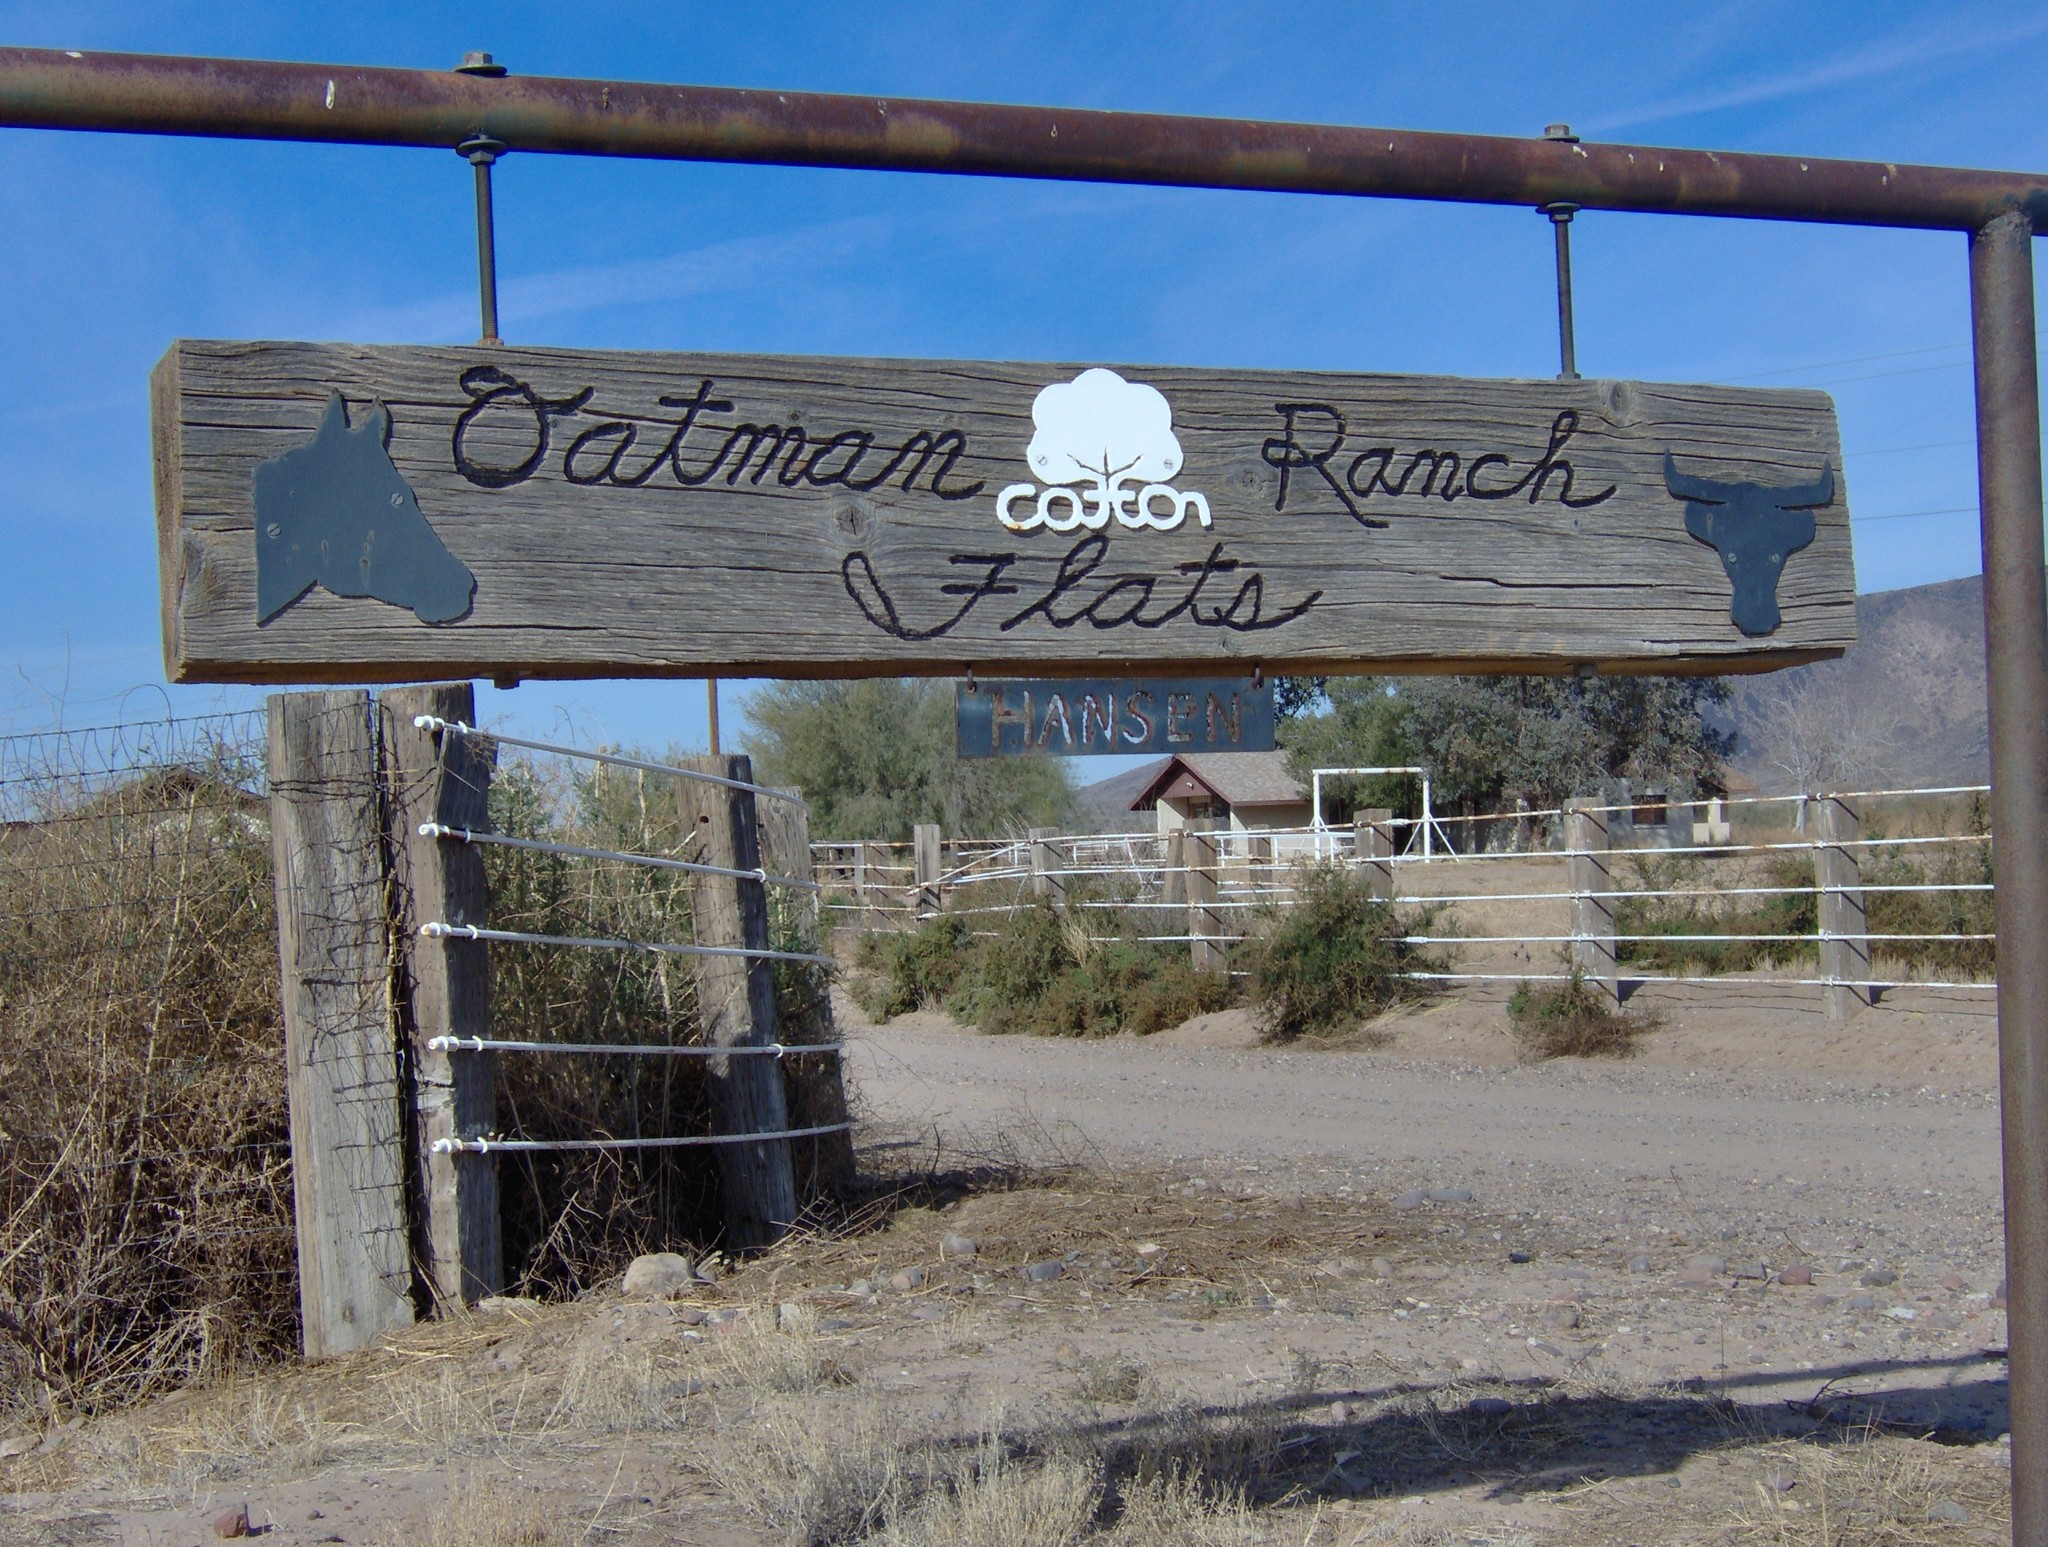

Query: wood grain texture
left=156, top=341, right=1855, bottom=683
left=755, top=793, right=855, bottom=1188
left=1355, top=808, right=1395, bottom=904
left=267, top=690, right=413, bottom=1358
left=1186, top=824, right=1225, bottom=974
left=379, top=683, right=503, bottom=1309
left=676, top=755, right=798, bottom=1249
left=1811, top=796, right=1873, bottom=1020
left=1564, top=801, right=1618, bottom=1003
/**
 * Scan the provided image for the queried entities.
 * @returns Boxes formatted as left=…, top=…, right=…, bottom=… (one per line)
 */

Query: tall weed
left=1234, top=864, right=1442, bottom=1042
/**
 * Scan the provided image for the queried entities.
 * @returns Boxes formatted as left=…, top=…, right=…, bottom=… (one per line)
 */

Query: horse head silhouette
left=254, top=391, right=476, bottom=625
left=1664, top=453, right=1834, bottom=637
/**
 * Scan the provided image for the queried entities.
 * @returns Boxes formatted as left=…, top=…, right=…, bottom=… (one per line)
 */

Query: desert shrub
left=1507, top=970, right=1659, bottom=1058
left=483, top=753, right=846, bottom=1299
left=1235, top=864, right=1442, bottom=1042
left=1614, top=850, right=1815, bottom=975
left=855, top=912, right=975, bottom=1019
left=0, top=719, right=847, bottom=1418
left=859, top=903, right=1231, bottom=1037
left=0, top=739, right=293, bottom=1419
left=1862, top=800, right=1995, bottom=979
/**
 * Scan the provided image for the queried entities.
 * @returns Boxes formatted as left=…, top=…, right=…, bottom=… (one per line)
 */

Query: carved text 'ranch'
left=450, top=367, right=987, bottom=500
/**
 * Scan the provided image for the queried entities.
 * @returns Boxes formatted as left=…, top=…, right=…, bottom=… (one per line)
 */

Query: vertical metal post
left=1541, top=124, right=1581, bottom=382
left=1970, top=209, right=2048, bottom=1547
left=454, top=52, right=507, bottom=349
left=458, top=137, right=505, bottom=346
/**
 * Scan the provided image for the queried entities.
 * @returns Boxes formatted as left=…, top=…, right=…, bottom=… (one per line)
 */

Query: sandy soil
left=2, top=983, right=2015, bottom=1545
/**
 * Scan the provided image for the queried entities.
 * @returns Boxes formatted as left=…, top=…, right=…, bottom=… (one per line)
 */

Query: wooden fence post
left=378, top=683, right=502, bottom=1312
left=1029, top=826, right=1065, bottom=906
left=1564, top=797, right=1618, bottom=1002
left=757, top=791, right=856, bottom=1186
left=267, top=690, right=414, bottom=1358
left=676, top=754, right=800, bottom=1248
left=855, top=840, right=880, bottom=929
left=1186, top=822, right=1226, bottom=974
left=1809, top=795, right=1873, bottom=1020
left=1355, top=807, right=1395, bottom=903
left=1160, top=829, right=1186, bottom=908
left=913, top=822, right=942, bottom=919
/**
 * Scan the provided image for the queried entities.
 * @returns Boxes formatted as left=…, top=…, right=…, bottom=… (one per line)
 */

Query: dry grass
left=1506, top=972, right=1660, bottom=1060
left=0, top=715, right=849, bottom=1433
left=374, top=1475, right=565, bottom=1547
left=1717, top=1429, right=2009, bottom=1543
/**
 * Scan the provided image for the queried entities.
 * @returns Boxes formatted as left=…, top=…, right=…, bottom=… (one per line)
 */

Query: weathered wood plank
left=156, top=342, right=1855, bottom=682
left=1186, top=824, right=1225, bottom=975
left=1565, top=799, right=1618, bottom=1003
left=378, top=683, right=503, bottom=1310
left=266, top=690, right=414, bottom=1358
left=1810, top=796, right=1873, bottom=1021
left=1355, top=808, right=1395, bottom=903
left=675, top=755, right=799, bottom=1249
left=756, top=792, right=856, bottom=1189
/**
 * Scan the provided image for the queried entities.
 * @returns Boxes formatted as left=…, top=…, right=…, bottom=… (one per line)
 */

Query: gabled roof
left=1130, top=750, right=1306, bottom=810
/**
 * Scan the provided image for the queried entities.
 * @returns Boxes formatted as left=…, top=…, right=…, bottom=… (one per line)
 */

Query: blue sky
left=1, top=1, right=2043, bottom=756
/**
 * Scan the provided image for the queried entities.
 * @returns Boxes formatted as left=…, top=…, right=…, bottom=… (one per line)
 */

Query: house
left=1127, top=750, right=1314, bottom=843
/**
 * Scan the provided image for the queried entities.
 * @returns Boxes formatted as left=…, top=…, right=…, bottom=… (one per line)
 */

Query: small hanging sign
left=956, top=677, right=1275, bottom=758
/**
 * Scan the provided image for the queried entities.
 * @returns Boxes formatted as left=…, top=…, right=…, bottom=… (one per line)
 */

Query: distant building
left=1129, top=750, right=1313, bottom=840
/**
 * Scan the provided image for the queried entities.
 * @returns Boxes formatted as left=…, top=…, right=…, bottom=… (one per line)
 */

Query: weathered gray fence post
left=913, top=822, right=942, bottom=919
left=757, top=791, right=856, bottom=1186
left=1355, top=807, right=1395, bottom=903
left=1029, top=826, right=1065, bottom=906
left=379, top=683, right=502, bottom=1312
left=1809, top=794, right=1873, bottom=1020
left=1564, top=797, right=1618, bottom=1002
left=267, top=690, right=414, bottom=1357
left=676, top=754, right=799, bottom=1249
left=858, top=840, right=885, bottom=929
left=1160, top=828, right=1186, bottom=908
left=1186, top=822, right=1226, bottom=974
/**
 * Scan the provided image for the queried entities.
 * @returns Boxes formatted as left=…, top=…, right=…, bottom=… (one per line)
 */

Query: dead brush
left=0, top=744, right=294, bottom=1422
left=1718, top=1428, right=2010, bottom=1544
left=1506, top=969, right=1660, bottom=1060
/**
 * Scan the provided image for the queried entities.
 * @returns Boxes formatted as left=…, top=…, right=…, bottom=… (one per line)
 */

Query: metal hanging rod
left=418, top=821, right=821, bottom=890
left=411, top=715, right=807, bottom=809
left=420, top=920, right=835, bottom=966
left=0, top=47, right=2041, bottom=232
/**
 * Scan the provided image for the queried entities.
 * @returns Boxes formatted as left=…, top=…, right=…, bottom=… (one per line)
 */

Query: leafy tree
left=1281, top=674, right=1732, bottom=818
left=741, top=678, right=1074, bottom=841
left=1279, top=676, right=1418, bottom=820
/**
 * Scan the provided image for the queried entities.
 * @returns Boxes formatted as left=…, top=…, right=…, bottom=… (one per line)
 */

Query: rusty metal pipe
left=1971, top=211, right=2048, bottom=1547
left=0, top=46, right=2044, bottom=232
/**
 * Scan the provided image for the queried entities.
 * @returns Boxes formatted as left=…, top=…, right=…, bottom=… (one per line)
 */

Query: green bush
left=857, top=902, right=1231, bottom=1037
left=1507, top=970, right=1658, bottom=1059
left=1614, top=851, right=1816, bottom=975
left=1235, top=864, right=1442, bottom=1042
left=854, top=912, right=974, bottom=1019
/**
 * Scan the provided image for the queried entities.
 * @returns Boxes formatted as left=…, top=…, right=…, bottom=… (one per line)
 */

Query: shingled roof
left=1130, top=750, right=1306, bottom=810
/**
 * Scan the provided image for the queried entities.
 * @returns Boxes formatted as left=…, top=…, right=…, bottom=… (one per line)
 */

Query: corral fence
left=815, top=783, right=1995, bottom=1017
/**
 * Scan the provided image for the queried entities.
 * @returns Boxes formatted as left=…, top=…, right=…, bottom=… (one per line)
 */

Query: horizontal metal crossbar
left=0, top=48, right=2040, bottom=232
left=432, top=1121, right=855, bottom=1154
left=412, top=716, right=807, bottom=808
left=427, top=1035, right=843, bottom=1057
left=419, top=921, right=834, bottom=965
left=419, top=821, right=820, bottom=890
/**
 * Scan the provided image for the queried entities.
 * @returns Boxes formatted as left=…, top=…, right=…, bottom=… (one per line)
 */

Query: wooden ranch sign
left=152, top=342, right=1855, bottom=684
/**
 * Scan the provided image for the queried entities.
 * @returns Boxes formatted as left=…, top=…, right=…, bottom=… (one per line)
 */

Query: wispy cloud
left=1582, top=10, right=2048, bottom=135
left=286, top=213, right=901, bottom=345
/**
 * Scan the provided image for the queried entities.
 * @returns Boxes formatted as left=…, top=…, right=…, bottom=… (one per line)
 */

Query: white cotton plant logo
left=996, top=367, right=1212, bottom=534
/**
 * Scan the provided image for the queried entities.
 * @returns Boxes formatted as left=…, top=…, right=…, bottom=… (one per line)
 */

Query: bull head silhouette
left=253, top=391, right=476, bottom=625
left=1664, top=453, right=1834, bottom=637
